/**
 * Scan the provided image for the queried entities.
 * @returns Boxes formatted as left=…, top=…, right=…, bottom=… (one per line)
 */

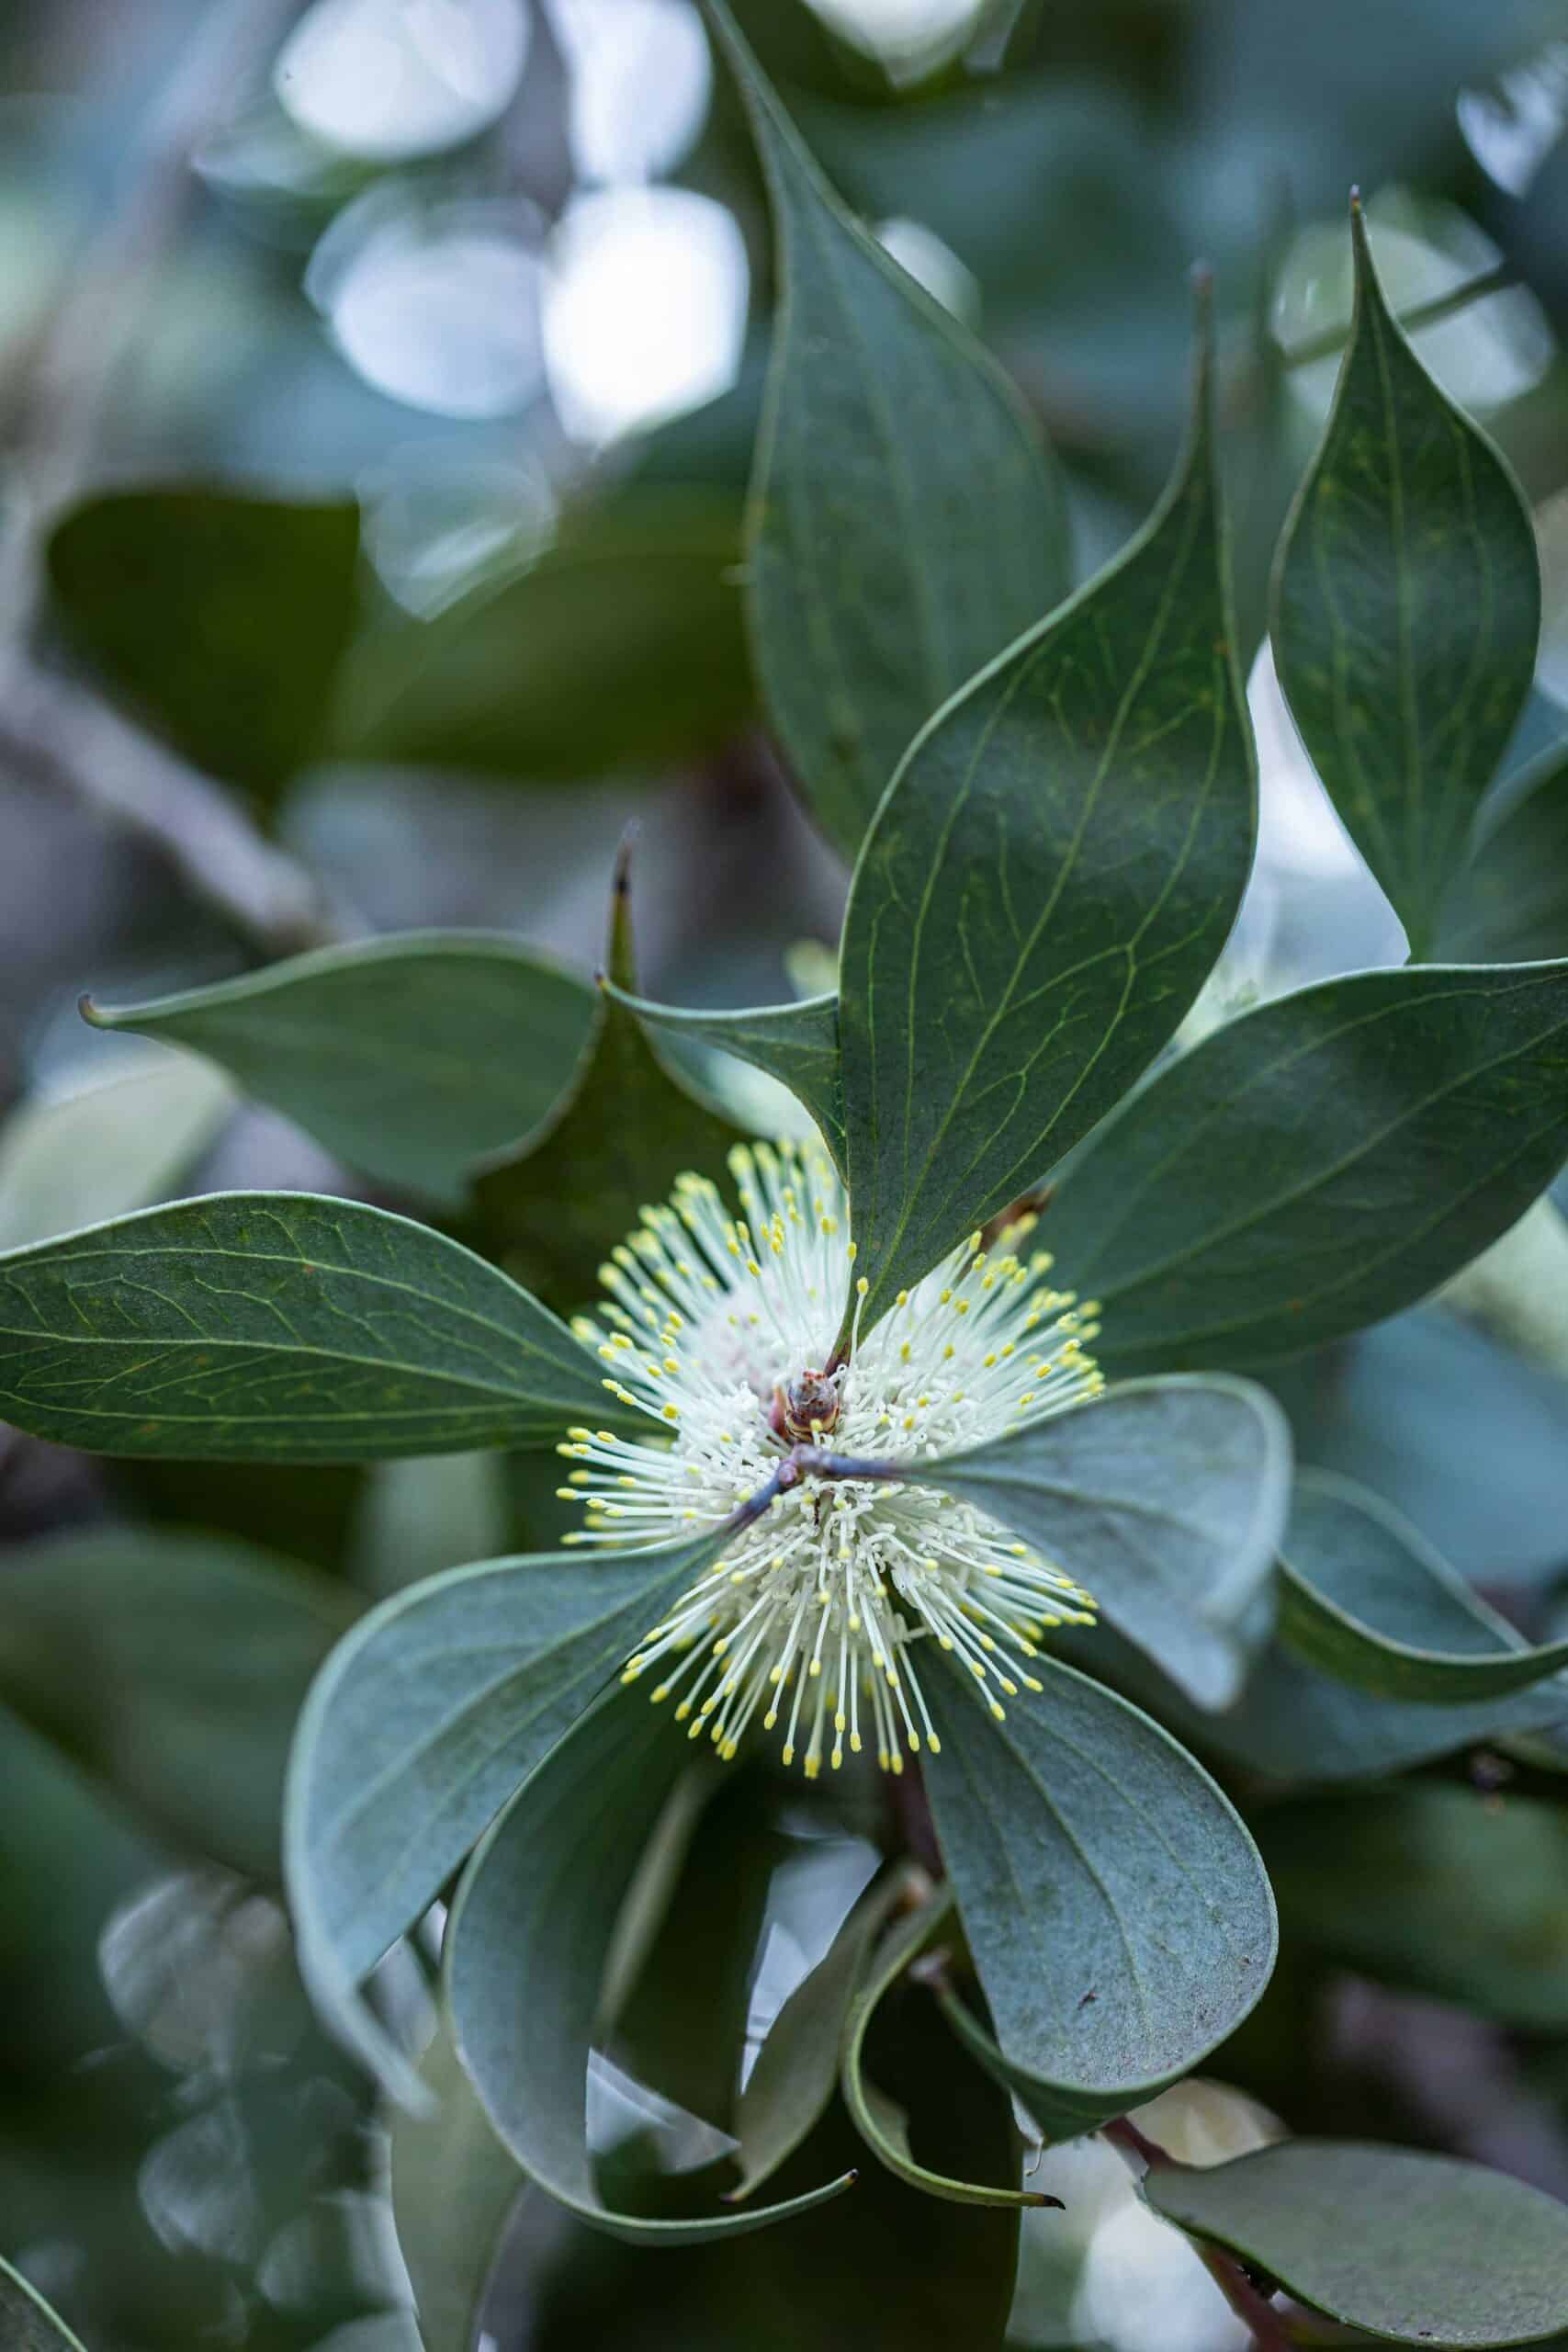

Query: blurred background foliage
left=11, top=0, right=1568, bottom=2346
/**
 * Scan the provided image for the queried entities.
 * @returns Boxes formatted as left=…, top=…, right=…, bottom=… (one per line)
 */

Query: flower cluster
left=557, top=1139, right=1102, bottom=1776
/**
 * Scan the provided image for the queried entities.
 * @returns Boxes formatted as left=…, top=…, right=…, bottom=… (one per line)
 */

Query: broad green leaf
left=446, top=1682, right=855, bottom=2240
left=389, top=2020, right=525, bottom=2352
left=1261, top=1783, right=1568, bottom=2030
left=603, top=980, right=845, bottom=1176
left=285, top=1528, right=726, bottom=2097
left=0, top=1192, right=622, bottom=1459
left=840, top=1885, right=1044, bottom=2211
left=48, top=486, right=361, bottom=800
left=1046, top=961, right=1568, bottom=1378
left=922, top=1651, right=1275, bottom=2143
left=1280, top=1470, right=1568, bottom=1700
left=472, top=861, right=743, bottom=1312
left=708, top=5, right=1069, bottom=859
left=733, top=1867, right=908, bottom=2203
left=839, top=311, right=1254, bottom=1326
left=0, top=1526, right=353, bottom=1881
left=0, top=2256, right=87, bottom=2350
left=1271, top=199, right=1540, bottom=957
left=0, top=1058, right=232, bottom=1250
left=904, top=1376, right=1291, bottom=1709
left=84, top=932, right=596, bottom=1207
left=1145, top=2139, right=1568, bottom=2347
left=336, top=493, right=749, bottom=782
left=1436, top=738, right=1568, bottom=962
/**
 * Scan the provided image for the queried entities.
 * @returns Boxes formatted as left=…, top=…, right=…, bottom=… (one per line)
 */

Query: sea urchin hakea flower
left=557, top=1138, right=1104, bottom=1776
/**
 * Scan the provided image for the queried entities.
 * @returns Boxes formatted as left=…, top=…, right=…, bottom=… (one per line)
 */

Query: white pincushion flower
left=557, top=1138, right=1104, bottom=1778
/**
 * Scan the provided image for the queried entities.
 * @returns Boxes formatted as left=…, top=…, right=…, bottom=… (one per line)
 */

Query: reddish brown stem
left=1102, top=2117, right=1296, bottom=2352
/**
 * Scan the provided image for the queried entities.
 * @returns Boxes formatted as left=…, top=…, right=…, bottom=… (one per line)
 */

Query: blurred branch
left=1280, top=260, right=1519, bottom=370
left=0, top=0, right=345, bottom=956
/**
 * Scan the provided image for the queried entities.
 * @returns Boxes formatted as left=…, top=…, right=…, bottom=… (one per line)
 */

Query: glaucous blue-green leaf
left=48, top=487, right=361, bottom=801
left=1145, top=2140, right=1568, bottom=2347
left=84, top=932, right=596, bottom=1206
left=840, top=1884, right=1045, bottom=2211
left=1436, top=737, right=1568, bottom=962
left=389, top=2020, right=525, bottom=2352
left=838, top=310, right=1254, bottom=1326
left=904, top=1376, right=1291, bottom=1708
left=285, top=1528, right=727, bottom=2098
left=472, top=857, right=743, bottom=1311
left=1047, top=961, right=1568, bottom=1377
left=1279, top=1470, right=1568, bottom=1700
left=921, top=1651, right=1275, bottom=2143
left=446, top=1682, right=855, bottom=2240
left=0, top=1058, right=232, bottom=1250
left=0, top=1192, right=623, bottom=1460
left=604, top=979, right=845, bottom=1176
left=1271, top=198, right=1540, bottom=957
left=335, top=493, right=749, bottom=783
left=0, top=2256, right=87, bottom=2351
left=707, top=3, right=1068, bottom=858
left=0, top=1526, right=353, bottom=1881
left=1261, top=1783, right=1568, bottom=2030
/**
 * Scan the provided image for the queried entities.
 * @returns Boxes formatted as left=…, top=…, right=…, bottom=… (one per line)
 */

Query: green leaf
left=84, top=931, right=596, bottom=1207
left=445, top=1682, right=856, bottom=2240
left=1279, top=1470, right=1568, bottom=1701
left=0, top=1059, right=232, bottom=1250
left=733, top=1867, right=908, bottom=2203
left=838, top=307, right=1255, bottom=1326
left=1144, top=2139, right=1568, bottom=2347
left=1261, top=1782, right=1568, bottom=2030
left=336, top=493, right=750, bottom=783
left=0, top=1525, right=353, bottom=1881
left=1436, top=737, right=1568, bottom=963
left=285, top=1528, right=726, bottom=2097
left=1046, top=961, right=1568, bottom=1378
left=0, top=2256, right=87, bottom=2350
left=1271, top=198, right=1540, bottom=957
left=840, top=1885, right=1045, bottom=2211
left=48, top=486, right=361, bottom=800
left=904, top=1375, right=1291, bottom=1708
left=0, top=1191, right=622, bottom=1460
left=603, top=980, right=846, bottom=1176
left=708, top=3, right=1069, bottom=859
left=472, top=860, right=744, bottom=1313
left=389, top=2020, right=525, bottom=2352
left=922, top=1650, right=1276, bottom=2143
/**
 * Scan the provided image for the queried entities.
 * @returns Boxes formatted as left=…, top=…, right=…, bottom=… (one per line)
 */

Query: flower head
left=558, top=1138, right=1103, bottom=1776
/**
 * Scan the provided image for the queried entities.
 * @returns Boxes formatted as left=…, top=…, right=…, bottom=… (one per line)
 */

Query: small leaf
left=85, top=931, right=597, bottom=1206
left=904, top=1376, right=1291, bottom=1709
left=1271, top=198, right=1540, bottom=956
left=839, top=301, right=1255, bottom=1324
left=336, top=493, right=750, bottom=782
left=285, top=1527, right=727, bottom=2098
left=922, top=1650, right=1276, bottom=2143
left=0, top=1059, right=232, bottom=1250
left=603, top=980, right=845, bottom=1176
left=1046, top=960, right=1568, bottom=1377
left=446, top=1682, right=856, bottom=2239
left=0, top=1526, right=354, bottom=1881
left=1145, top=2139, right=1568, bottom=2347
left=1436, top=737, right=1568, bottom=962
left=1280, top=1470, right=1568, bottom=1701
left=48, top=486, right=361, bottom=800
left=0, top=2256, right=87, bottom=2350
left=389, top=2020, right=525, bottom=2352
left=840, top=1884, right=1045, bottom=2211
left=0, top=1192, right=622, bottom=1459
left=708, top=2, right=1069, bottom=857
left=1261, top=1782, right=1568, bottom=2030
left=472, top=858, right=744, bottom=1312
